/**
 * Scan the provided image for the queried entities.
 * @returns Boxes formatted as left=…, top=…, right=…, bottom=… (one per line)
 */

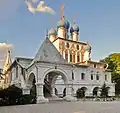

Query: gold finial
left=60, top=4, right=65, bottom=20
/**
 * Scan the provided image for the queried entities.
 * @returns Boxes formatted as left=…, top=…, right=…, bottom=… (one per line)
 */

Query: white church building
left=3, top=10, right=115, bottom=103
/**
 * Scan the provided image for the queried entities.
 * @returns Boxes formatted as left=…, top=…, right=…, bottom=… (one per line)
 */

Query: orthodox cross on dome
left=73, top=13, right=78, bottom=24
left=60, top=4, right=65, bottom=19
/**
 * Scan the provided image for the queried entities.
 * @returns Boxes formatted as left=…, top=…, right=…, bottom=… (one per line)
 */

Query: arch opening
left=93, top=87, right=99, bottom=97
left=43, top=71, right=68, bottom=99
left=28, top=73, right=37, bottom=103
left=76, top=87, right=87, bottom=99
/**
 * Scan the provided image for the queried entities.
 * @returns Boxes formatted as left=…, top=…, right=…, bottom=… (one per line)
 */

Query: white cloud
left=0, top=0, right=22, bottom=21
left=25, top=0, right=55, bottom=15
left=32, top=0, right=38, bottom=3
left=0, top=43, right=13, bottom=49
left=0, top=43, right=13, bottom=68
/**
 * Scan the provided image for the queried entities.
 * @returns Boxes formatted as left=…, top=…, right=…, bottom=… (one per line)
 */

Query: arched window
left=77, top=52, right=80, bottom=62
left=77, top=45, right=79, bottom=50
left=73, top=54, right=75, bottom=63
left=70, top=54, right=72, bottom=62
left=65, top=50, right=68, bottom=61
left=94, top=64, right=97, bottom=68
left=81, top=73, right=85, bottom=80
left=105, top=74, right=107, bottom=81
left=72, top=71, right=74, bottom=80
left=96, top=74, right=99, bottom=80
left=66, top=42, right=69, bottom=48
left=70, top=51, right=75, bottom=63
left=91, top=74, right=93, bottom=80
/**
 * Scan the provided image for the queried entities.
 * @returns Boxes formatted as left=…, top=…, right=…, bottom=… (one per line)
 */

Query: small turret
left=70, top=23, right=79, bottom=41
left=57, top=17, right=70, bottom=39
left=48, top=28, right=57, bottom=42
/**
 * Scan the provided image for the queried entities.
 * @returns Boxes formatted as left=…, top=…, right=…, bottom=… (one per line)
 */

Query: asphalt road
left=0, top=101, right=120, bottom=113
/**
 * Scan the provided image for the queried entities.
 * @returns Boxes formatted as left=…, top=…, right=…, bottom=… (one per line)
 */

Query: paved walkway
left=0, top=101, right=120, bottom=113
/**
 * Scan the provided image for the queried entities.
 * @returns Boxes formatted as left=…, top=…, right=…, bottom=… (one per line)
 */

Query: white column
left=75, top=51, right=77, bottom=63
left=68, top=50, right=70, bottom=63
left=36, top=83, right=49, bottom=103
left=63, top=51, right=65, bottom=59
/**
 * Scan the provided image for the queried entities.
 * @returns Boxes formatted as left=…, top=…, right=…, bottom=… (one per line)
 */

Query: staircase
left=44, top=79, right=52, bottom=97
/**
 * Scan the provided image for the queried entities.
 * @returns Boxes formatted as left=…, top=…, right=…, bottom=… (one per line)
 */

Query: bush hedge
left=0, top=85, right=36, bottom=106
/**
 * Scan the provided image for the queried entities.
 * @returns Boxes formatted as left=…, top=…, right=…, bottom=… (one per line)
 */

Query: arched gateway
left=27, top=67, right=75, bottom=103
left=43, top=70, right=68, bottom=98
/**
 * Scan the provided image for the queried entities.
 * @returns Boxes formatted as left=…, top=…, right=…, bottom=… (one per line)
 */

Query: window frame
left=81, top=73, right=85, bottom=80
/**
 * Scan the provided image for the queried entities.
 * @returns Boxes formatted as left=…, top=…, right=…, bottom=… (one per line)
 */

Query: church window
left=65, top=51, right=68, bottom=61
left=72, top=71, right=74, bottom=80
left=105, top=75, right=107, bottom=81
left=94, top=64, right=97, bottom=68
left=70, top=54, right=72, bottom=62
left=73, top=54, right=75, bottom=63
left=81, top=73, right=85, bottom=80
left=96, top=74, right=99, bottom=80
left=91, top=74, right=93, bottom=80
left=77, top=45, right=79, bottom=50
left=66, top=42, right=69, bottom=48
left=77, top=55, right=80, bottom=62
left=16, top=66, right=18, bottom=78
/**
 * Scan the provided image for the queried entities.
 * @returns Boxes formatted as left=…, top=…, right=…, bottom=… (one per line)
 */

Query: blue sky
left=0, top=0, right=120, bottom=63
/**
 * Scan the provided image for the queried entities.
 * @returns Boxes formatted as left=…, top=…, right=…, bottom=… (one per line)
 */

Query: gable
left=32, top=38, right=67, bottom=63
left=17, top=57, right=33, bottom=68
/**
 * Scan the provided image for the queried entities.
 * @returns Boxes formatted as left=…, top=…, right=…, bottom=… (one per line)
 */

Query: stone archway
left=28, top=73, right=37, bottom=103
left=36, top=68, right=75, bottom=103
left=43, top=70, right=68, bottom=99
left=93, top=87, right=99, bottom=97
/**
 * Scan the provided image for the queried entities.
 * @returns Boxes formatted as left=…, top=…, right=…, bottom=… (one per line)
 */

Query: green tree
left=100, top=83, right=108, bottom=98
left=100, top=53, right=120, bottom=95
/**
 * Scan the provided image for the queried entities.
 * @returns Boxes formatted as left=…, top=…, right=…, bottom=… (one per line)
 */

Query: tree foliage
left=100, top=53, right=120, bottom=94
left=100, top=83, right=109, bottom=98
